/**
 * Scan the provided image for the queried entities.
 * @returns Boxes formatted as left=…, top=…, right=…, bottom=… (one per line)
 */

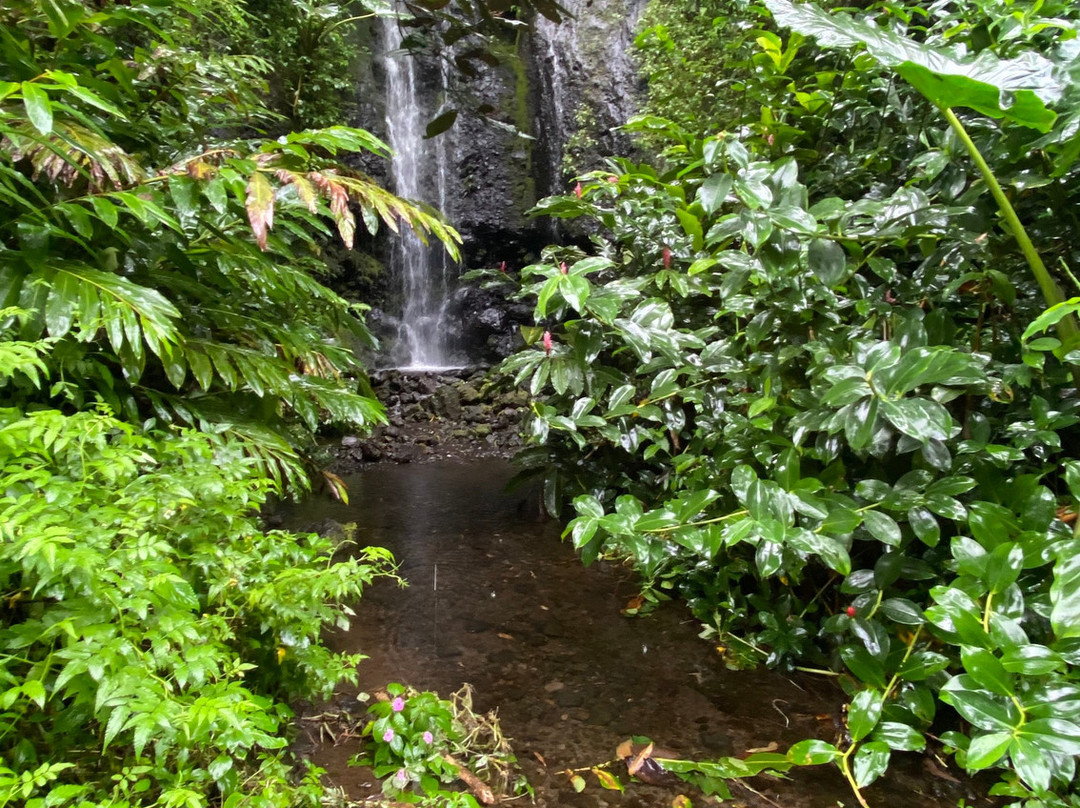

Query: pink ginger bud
left=543, top=331, right=553, bottom=355
left=574, top=181, right=583, bottom=198
left=662, top=246, right=672, bottom=269
left=560, top=262, right=568, bottom=275
left=499, top=260, right=507, bottom=273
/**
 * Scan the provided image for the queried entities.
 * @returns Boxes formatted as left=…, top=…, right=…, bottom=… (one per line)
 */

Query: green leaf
left=424, top=109, right=458, bottom=138
left=880, top=398, right=952, bottom=442
left=960, top=647, right=1013, bottom=697
left=872, top=722, right=924, bottom=752
left=22, top=82, right=53, bottom=134
left=698, top=173, right=732, bottom=215
left=764, top=0, right=1062, bottom=131
left=808, top=239, right=846, bottom=285
left=965, top=732, right=1012, bottom=770
left=1051, top=539, right=1080, bottom=639
left=787, top=739, right=838, bottom=765
left=940, top=675, right=1021, bottom=731
left=908, top=506, right=940, bottom=546
left=1010, top=737, right=1051, bottom=793
left=847, top=690, right=883, bottom=741
left=880, top=598, right=924, bottom=625
left=862, top=510, right=901, bottom=546
left=852, top=741, right=890, bottom=787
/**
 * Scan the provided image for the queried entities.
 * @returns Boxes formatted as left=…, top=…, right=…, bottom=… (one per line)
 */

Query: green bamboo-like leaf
left=764, top=0, right=1063, bottom=132
left=21, top=82, right=53, bottom=135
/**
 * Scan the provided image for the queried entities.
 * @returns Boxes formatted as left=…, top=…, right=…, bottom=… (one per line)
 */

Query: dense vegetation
left=0, top=0, right=464, bottom=805
left=479, top=0, right=1080, bottom=805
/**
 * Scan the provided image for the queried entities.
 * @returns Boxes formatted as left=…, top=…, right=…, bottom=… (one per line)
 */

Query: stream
left=287, top=460, right=982, bottom=808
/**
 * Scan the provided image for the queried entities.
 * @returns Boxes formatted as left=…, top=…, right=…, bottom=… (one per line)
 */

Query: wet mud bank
left=288, top=461, right=986, bottom=808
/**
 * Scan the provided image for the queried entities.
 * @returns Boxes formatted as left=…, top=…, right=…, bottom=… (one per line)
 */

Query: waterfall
left=382, top=17, right=462, bottom=370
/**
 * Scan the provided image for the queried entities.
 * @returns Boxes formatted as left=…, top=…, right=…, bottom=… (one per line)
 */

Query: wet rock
left=554, top=689, right=584, bottom=708
left=340, top=435, right=361, bottom=447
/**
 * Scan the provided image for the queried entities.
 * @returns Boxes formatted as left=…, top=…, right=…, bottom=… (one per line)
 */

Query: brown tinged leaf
left=627, top=742, right=654, bottom=776
left=245, top=171, right=274, bottom=251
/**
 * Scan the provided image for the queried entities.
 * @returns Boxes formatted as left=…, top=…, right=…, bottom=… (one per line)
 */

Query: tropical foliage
left=479, top=0, right=1080, bottom=805
left=0, top=0, right=462, bottom=804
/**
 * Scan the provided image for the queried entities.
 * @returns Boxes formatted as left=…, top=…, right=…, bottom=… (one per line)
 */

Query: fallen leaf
left=616, top=739, right=634, bottom=759
left=571, top=775, right=586, bottom=793
left=497, top=632, right=514, bottom=640
left=532, top=751, right=547, bottom=767
left=593, top=768, right=623, bottom=791
left=745, top=741, right=779, bottom=754
left=628, top=742, right=654, bottom=776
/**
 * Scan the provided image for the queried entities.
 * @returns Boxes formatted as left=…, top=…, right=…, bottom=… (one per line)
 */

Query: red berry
left=846, top=606, right=857, bottom=618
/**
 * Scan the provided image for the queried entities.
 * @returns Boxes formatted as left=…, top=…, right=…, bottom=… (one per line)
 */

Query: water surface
left=288, top=461, right=978, bottom=808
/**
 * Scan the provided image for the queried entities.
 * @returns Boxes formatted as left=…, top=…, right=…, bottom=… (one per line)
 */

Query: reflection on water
left=287, top=461, right=975, bottom=808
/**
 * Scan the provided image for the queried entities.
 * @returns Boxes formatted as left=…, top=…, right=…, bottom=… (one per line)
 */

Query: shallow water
left=287, top=460, right=980, bottom=808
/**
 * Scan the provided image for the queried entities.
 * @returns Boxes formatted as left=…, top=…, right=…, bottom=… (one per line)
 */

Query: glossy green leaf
left=965, top=732, right=1012, bottom=770
left=872, top=722, right=925, bottom=752
left=847, top=689, right=883, bottom=741
left=21, top=81, right=53, bottom=134
left=807, top=239, right=846, bottom=285
left=764, top=0, right=1062, bottom=131
left=1051, top=540, right=1080, bottom=639
left=698, top=173, right=732, bottom=215
left=852, top=741, right=890, bottom=787
left=787, top=739, right=838, bottom=765
left=862, top=509, right=901, bottom=546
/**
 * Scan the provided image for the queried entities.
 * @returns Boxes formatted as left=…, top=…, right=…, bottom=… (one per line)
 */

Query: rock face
left=345, top=2, right=646, bottom=365
left=330, top=368, right=530, bottom=470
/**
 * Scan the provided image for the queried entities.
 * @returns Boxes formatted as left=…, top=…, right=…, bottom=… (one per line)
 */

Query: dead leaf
left=745, top=741, right=779, bottom=754
left=621, top=594, right=645, bottom=614
left=627, top=742, right=654, bottom=776
left=532, top=751, right=547, bottom=767
left=616, top=739, right=634, bottom=759
left=497, top=632, right=514, bottom=640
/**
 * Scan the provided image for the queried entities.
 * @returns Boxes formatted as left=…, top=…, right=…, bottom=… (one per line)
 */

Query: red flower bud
left=543, top=331, right=553, bottom=355
left=662, top=246, right=672, bottom=269
left=846, top=606, right=857, bottom=618
left=560, top=262, right=568, bottom=275
left=574, top=181, right=583, bottom=198
left=499, top=260, right=507, bottom=273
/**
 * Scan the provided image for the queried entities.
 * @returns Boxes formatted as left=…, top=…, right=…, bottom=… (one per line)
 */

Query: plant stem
left=943, top=108, right=1080, bottom=366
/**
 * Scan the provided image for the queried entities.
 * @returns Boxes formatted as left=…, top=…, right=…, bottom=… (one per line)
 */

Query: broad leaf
left=764, top=0, right=1062, bottom=131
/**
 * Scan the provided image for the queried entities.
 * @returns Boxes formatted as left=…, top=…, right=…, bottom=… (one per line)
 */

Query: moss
left=503, top=33, right=538, bottom=214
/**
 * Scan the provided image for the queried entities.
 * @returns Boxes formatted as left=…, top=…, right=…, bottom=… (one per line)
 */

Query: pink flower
left=560, top=262, right=568, bottom=275
left=607, top=175, right=618, bottom=183
left=383, top=728, right=395, bottom=742
left=662, top=246, right=672, bottom=269
left=394, top=768, right=409, bottom=786
left=391, top=696, right=405, bottom=712
left=423, top=731, right=434, bottom=744
left=574, top=181, right=583, bottom=198
left=499, top=260, right=507, bottom=273
left=543, top=331, right=553, bottom=356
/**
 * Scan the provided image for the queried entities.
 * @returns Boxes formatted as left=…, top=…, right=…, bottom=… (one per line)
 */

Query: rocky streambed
left=330, top=368, right=529, bottom=469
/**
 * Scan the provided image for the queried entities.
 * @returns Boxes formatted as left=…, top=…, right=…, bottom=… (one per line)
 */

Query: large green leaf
left=764, top=0, right=1063, bottom=132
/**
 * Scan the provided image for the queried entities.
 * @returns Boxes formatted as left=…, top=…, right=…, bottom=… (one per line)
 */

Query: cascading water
left=381, top=17, right=461, bottom=370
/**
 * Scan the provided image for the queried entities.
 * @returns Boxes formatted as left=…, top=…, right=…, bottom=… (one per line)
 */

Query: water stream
left=288, top=461, right=975, bottom=808
left=381, top=18, right=461, bottom=370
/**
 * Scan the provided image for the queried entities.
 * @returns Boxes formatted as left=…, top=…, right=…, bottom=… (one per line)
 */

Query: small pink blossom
left=423, top=731, right=434, bottom=744
left=574, top=181, right=583, bottom=198
left=499, top=260, right=507, bottom=273
left=543, top=331, right=553, bottom=356
left=394, top=768, right=409, bottom=786
left=382, top=728, right=395, bottom=742
left=607, top=175, right=618, bottom=183
left=560, top=262, right=568, bottom=275
left=391, top=696, right=405, bottom=712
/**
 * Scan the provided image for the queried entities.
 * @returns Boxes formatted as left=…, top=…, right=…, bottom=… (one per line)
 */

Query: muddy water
left=288, top=461, right=979, bottom=808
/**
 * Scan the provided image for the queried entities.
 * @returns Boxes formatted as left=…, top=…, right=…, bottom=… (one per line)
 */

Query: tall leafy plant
left=481, top=108, right=1080, bottom=805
